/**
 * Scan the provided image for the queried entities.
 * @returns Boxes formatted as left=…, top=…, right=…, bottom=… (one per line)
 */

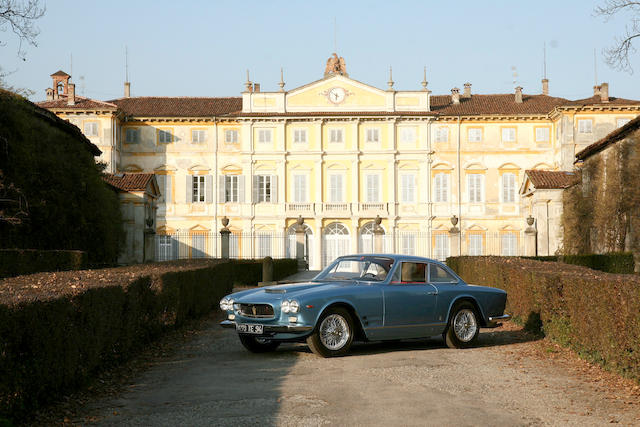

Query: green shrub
left=0, top=259, right=275, bottom=422
left=0, top=249, right=87, bottom=278
left=520, top=256, right=558, bottom=262
left=560, top=252, right=635, bottom=274
left=447, top=256, right=640, bottom=383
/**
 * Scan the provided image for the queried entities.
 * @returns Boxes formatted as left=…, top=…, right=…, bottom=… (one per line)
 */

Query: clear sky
left=2, top=0, right=638, bottom=102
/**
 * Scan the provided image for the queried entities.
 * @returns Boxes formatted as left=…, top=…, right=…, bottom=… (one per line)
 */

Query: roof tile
left=109, top=97, right=242, bottom=117
left=525, top=170, right=578, bottom=189
left=103, top=173, right=155, bottom=192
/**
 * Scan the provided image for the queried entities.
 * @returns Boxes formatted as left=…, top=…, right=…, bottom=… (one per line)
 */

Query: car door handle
left=426, top=291, right=437, bottom=295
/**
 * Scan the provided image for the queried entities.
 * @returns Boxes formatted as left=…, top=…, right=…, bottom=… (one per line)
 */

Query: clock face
left=328, top=87, right=346, bottom=104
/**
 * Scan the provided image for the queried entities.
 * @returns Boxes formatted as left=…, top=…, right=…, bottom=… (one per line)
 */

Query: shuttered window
left=293, top=174, right=308, bottom=202
left=535, top=127, right=550, bottom=142
left=501, top=127, right=516, bottom=142
left=366, top=174, right=380, bottom=202
left=400, top=174, right=415, bottom=203
left=434, top=173, right=449, bottom=202
left=252, top=175, right=277, bottom=203
left=329, top=174, right=344, bottom=202
left=467, top=174, right=483, bottom=203
left=469, top=234, right=483, bottom=256
left=501, top=173, right=516, bottom=203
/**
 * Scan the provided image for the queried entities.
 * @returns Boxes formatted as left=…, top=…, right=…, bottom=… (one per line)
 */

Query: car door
left=428, top=262, right=461, bottom=330
left=380, top=261, right=439, bottom=339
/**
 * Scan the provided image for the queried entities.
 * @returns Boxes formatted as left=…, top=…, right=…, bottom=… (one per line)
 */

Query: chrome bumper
left=487, top=314, right=511, bottom=327
left=220, top=320, right=313, bottom=333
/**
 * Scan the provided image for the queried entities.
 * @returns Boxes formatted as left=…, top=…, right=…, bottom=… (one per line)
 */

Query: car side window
left=400, top=262, right=427, bottom=283
left=429, top=264, right=457, bottom=283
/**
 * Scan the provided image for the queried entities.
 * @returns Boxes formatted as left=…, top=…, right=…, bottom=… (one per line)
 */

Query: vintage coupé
left=220, top=254, right=510, bottom=357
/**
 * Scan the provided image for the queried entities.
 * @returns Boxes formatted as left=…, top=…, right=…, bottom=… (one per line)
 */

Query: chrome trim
left=219, top=320, right=312, bottom=333
left=488, top=314, right=511, bottom=322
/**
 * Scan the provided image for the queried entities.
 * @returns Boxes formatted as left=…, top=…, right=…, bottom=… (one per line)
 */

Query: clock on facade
left=327, top=87, right=346, bottom=104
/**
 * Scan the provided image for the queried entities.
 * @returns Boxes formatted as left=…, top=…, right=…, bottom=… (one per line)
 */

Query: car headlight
left=219, top=298, right=234, bottom=311
left=289, top=300, right=300, bottom=313
left=281, top=300, right=290, bottom=313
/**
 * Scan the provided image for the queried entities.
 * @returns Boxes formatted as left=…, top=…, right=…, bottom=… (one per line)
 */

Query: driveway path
left=71, top=315, right=640, bottom=426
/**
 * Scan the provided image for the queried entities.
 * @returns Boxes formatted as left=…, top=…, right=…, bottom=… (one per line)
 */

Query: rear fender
left=446, top=295, right=488, bottom=327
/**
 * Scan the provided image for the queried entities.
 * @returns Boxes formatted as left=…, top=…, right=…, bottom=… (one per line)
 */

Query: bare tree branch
left=595, top=0, right=640, bottom=73
left=0, top=0, right=45, bottom=58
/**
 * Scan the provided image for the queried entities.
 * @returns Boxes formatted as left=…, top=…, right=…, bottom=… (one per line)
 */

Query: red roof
left=525, top=170, right=578, bottom=189
left=109, top=97, right=242, bottom=117
left=575, top=114, right=640, bottom=161
left=563, top=96, right=640, bottom=107
left=38, top=95, right=117, bottom=110
left=103, top=173, right=156, bottom=192
left=50, top=70, right=70, bottom=77
left=430, top=94, right=568, bottom=116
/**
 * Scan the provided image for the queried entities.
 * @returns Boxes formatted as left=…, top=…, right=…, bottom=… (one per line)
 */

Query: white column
left=314, top=224, right=323, bottom=270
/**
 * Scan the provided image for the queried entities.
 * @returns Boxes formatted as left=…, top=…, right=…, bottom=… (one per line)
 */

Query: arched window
left=323, top=222, right=350, bottom=267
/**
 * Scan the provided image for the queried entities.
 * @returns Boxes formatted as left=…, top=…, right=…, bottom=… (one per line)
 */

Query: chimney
left=46, top=88, right=54, bottom=101
left=593, top=84, right=601, bottom=98
left=67, top=83, right=76, bottom=106
left=463, top=82, right=472, bottom=98
left=253, top=83, right=260, bottom=93
left=542, top=79, right=549, bottom=96
left=600, top=82, right=609, bottom=102
left=124, top=81, right=131, bottom=98
left=515, top=86, right=523, bottom=103
left=451, top=87, right=460, bottom=104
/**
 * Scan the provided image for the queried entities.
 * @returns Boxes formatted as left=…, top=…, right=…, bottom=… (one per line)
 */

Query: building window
left=617, top=118, right=631, bottom=128
left=578, top=119, right=593, bottom=134
left=501, top=127, right=516, bottom=142
left=156, top=174, right=172, bottom=204
left=225, top=129, right=239, bottom=143
left=435, top=126, right=448, bottom=142
left=329, top=128, right=343, bottom=143
left=253, top=175, right=273, bottom=203
left=399, top=233, right=416, bottom=255
left=467, top=174, right=484, bottom=203
left=258, top=129, right=272, bottom=144
left=328, top=174, right=344, bottom=202
left=257, top=233, right=272, bottom=258
left=535, top=127, right=550, bottom=142
left=293, top=174, right=308, bottom=202
left=434, top=173, right=449, bottom=203
left=400, top=174, right=415, bottom=203
left=192, top=129, right=207, bottom=143
left=293, top=129, right=307, bottom=144
left=468, top=128, right=482, bottom=142
left=192, top=176, right=205, bottom=203
left=158, top=129, right=173, bottom=143
left=365, top=174, right=380, bottom=203
left=366, top=128, right=380, bottom=143
left=224, top=175, right=239, bottom=202
left=125, top=128, right=140, bottom=143
left=501, top=233, right=517, bottom=256
left=400, top=127, right=417, bottom=143
left=468, top=234, right=483, bottom=256
left=84, top=122, right=99, bottom=136
left=434, top=234, right=449, bottom=261
left=501, top=173, right=516, bottom=203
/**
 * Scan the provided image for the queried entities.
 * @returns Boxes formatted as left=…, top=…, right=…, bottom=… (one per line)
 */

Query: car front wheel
left=238, top=335, right=280, bottom=353
left=444, top=302, right=480, bottom=349
left=306, top=307, right=354, bottom=357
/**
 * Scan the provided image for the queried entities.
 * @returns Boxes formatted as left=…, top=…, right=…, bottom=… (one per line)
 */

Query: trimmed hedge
left=0, top=258, right=297, bottom=422
left=0, top=249, right=87, bottom=279
left=446, top=256, right=640, bottom=382
left=560, top=252, right=635, bottom=274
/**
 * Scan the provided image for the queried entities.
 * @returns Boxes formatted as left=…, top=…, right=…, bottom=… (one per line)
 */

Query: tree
left=595, top=0, right=640, bottom=73
left=0, top=0, right=45, bottom=58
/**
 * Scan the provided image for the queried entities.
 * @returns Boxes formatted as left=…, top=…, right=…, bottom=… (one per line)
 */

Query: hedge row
left=446, top=256, right=640, bottom=382
left=0, top=249, right=87, bottom=279
left=520, top=252, right=635, bottom=274
left=0, top=258, right=297, bottom=422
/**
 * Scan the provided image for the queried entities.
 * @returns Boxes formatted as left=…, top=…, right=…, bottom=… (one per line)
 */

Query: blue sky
left=2, top=0, right=638, bottom=101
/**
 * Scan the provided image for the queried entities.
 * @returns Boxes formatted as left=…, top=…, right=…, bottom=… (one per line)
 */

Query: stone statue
left=324, top=53, right=347, bottom=76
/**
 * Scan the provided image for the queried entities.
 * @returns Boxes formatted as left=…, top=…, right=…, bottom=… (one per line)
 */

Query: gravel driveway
left=67, top=313, right=640, bottom=427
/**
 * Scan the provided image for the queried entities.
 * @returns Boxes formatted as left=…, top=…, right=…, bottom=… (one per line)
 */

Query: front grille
left=237, top=303, right=274, bottom=318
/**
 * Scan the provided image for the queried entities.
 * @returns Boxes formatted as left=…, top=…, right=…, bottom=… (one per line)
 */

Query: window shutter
left=186, top=175, right=192, bottom=203
left=238, top=175, right=246, bottom=203
left=252, top=176, right=259, bottom=203
left=166, top=175, right=172, bottom=203
left=442, top=175, right=448, bottom=202
left=156, top=175, right=165, bottom=202
left=271, top=175, right=278, bottom=203
left=218, top=176, right=225, bottom=203
left=205, top=175, right=213, bottom=204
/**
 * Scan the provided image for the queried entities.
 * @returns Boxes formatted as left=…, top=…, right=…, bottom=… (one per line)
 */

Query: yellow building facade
left=39, top=61, right=640, bottom=267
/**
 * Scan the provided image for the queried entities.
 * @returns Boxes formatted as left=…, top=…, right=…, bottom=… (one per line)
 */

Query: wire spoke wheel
left=453, top=309, right=478, bottom=342
left=319, top=314, right=350, bottom=350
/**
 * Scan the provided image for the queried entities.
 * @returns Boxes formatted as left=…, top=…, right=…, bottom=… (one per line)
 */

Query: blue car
left=220, top=254, right=510, bottom=357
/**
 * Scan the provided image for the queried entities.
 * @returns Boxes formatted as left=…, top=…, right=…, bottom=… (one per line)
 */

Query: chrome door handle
left=426, top=291, right=437, bottom=295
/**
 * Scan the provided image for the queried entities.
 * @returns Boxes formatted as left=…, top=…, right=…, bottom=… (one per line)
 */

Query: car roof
left=337, top=254, right=442, bottom=263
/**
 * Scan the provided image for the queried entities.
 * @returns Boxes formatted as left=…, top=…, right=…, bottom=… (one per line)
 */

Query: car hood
left=231, top=281, right=350, bottom=303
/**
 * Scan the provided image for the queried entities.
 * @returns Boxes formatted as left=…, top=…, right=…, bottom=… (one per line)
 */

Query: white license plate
left=236, top=324, right=264, bottom=334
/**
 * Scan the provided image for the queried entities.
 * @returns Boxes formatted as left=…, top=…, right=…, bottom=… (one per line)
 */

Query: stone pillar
left=525, top=215, right=537, bottom=257
left=258, top=256, right=276, bottom=287
left=373, top=215, right=384, bottom=253
left=295, top=215, right=307, bottom=270
left=449, top=215, right=460, bottom=257
left=220, top=216, right=230, bottom=259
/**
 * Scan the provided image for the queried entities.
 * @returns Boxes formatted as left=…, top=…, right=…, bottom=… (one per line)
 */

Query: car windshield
left=314, top=256, right=394, bottom=282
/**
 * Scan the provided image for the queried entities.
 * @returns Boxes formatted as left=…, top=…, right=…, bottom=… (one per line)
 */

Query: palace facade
left=38, top=58, right=640, bottom=268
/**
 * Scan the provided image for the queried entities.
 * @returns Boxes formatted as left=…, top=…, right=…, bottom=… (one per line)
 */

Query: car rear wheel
left=306, top=307, right=354, bottom=357
left=444, top=302, right=479, bottom=349
left=238, top=335, right=280, bottom=353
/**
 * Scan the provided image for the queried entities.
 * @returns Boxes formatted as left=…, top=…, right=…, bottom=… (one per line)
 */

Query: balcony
left=359, top=202, right=388, bottom=215
left=322, top=203, right=352, bottom=217
left=286, top=203, right=317, bottom=215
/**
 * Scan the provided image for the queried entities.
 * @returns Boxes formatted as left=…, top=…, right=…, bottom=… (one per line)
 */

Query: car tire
left=444, top=302, right=480, bottom=349
left=306, top=307, right=354, bottom=357
left=238, top=335, right=280, bottom=353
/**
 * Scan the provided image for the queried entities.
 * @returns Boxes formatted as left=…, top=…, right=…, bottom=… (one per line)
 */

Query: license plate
left=236, top=324, right=264, bottom=334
